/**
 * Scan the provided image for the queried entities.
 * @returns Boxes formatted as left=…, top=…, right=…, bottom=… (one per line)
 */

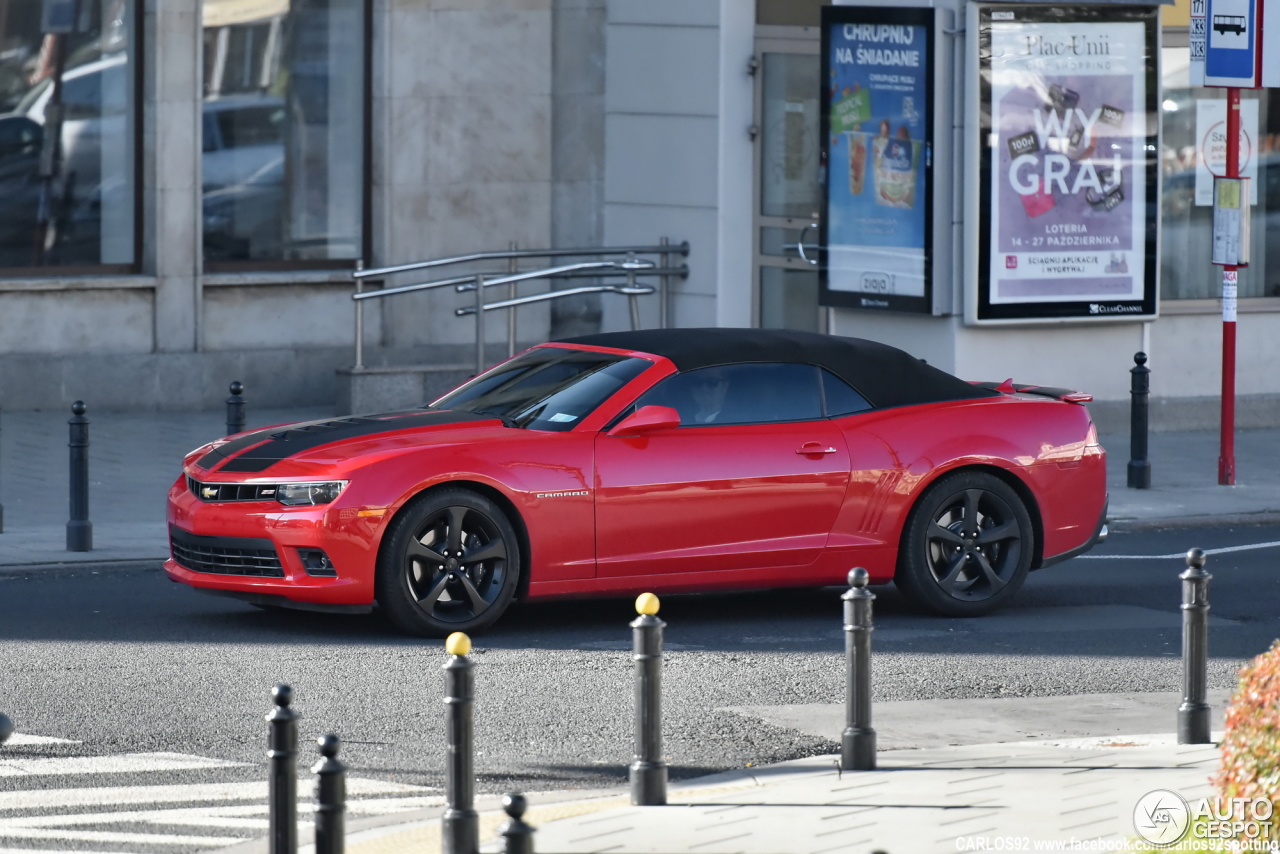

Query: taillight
left=1085, top=422, right=1100, bottom=448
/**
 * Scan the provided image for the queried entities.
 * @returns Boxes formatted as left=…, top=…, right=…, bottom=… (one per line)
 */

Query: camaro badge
left=536, top=490, right=589, bottom=499
left=201, top=486, right=218, bottom=498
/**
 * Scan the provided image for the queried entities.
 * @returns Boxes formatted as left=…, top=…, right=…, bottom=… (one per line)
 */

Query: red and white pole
left=1219, top=88, right=1240, bottom=486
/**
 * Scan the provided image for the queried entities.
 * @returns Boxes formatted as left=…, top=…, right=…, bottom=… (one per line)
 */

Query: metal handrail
left=458, top=260, right=655, bottom=374
left=354, top=260, right=649, bottom=302
left=455, top=265, right=689, bottom=290
left=456, top=284, right=656, bottom=332
left=353, top=242, right=688, bottom=280
left=350, top=238, right=686, bottom=373
left=455, top=284, right=654, bottom=314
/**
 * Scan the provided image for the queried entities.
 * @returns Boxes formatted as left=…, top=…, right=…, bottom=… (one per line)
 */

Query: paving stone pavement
left=323, top=735, right=1221, bottom=854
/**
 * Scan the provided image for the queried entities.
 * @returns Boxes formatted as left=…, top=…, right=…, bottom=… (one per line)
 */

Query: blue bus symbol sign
left=1206, top=0, right=1258, bottom=85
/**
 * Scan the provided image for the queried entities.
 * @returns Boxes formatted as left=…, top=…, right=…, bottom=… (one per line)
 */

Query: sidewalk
left=206, top=691, right=1231, bottom=854
left=0, top=408, right=1276, bottom=567
left=324, top=732, right=1221, bottom=854
left=1101, top=428, right=1280, bottom=529
left=0, top=407, right=330, bottom=567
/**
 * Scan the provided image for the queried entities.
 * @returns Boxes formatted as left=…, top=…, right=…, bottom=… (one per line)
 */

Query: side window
left=820, top=369, right=873, bottom=416
left=634, top=363, right=823, bottom=426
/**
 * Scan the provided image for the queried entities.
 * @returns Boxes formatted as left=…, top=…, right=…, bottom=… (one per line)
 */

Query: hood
left=195, top=409, right=498, bottom=474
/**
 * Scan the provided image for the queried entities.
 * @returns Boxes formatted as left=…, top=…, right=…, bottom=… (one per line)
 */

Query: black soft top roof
left=558, top=328, right=998, bottom=410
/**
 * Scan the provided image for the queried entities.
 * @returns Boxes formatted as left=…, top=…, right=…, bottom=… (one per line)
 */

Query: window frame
left=201, top=0, right=373, bottom=273
left=0, top=2, right=145, bottom=278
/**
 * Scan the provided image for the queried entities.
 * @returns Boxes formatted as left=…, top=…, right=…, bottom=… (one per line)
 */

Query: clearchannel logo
left=1088, top=303, right=1144, bottom=315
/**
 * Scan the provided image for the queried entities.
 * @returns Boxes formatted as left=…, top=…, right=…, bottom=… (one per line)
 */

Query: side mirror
left=607, top=405, right=681, bottom=437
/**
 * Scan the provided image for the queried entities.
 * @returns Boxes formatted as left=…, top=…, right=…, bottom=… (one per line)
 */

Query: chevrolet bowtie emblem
left=202, top=486, right=218, bottom=498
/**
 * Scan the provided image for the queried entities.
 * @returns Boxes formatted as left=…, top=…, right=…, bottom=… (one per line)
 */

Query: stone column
left=144, top=0, right=202, bottom=353
left=550, top=0, right=605, bottom=338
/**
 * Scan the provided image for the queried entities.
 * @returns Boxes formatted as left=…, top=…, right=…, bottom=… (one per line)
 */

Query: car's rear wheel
left=376, top=488, right=520, bottom=637
left=895, top=470, right=1033, bottom=617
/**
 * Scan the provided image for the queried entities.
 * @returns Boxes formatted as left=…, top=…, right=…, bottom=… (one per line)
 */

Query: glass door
left=753, top=36, right=823, bottom=331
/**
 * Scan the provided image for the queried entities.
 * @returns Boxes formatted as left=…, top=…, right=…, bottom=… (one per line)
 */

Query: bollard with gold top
left=630, top=592, right=667, bottom=805
left=442, top=632, right=479, bottom=854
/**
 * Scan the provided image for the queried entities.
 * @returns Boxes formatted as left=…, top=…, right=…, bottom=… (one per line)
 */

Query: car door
left=594, top=363, right=851, bottom=577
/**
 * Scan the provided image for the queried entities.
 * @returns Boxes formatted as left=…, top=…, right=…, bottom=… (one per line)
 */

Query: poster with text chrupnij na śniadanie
left=824, top=12, right=932, bottom=312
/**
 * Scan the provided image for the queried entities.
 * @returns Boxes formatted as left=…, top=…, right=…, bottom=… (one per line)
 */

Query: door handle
left=796, top=444, right=838, bottom=455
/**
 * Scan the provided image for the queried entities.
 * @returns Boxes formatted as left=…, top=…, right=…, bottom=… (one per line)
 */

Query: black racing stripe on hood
left=198, top=409, right=494, bottom=474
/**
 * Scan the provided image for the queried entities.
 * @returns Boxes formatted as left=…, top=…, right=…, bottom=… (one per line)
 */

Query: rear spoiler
left=972, top=379, right=1093, bottom=403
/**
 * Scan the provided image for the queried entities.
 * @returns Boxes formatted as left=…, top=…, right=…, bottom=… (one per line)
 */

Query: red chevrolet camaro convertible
left=166, top=329, right=1107, bottom=636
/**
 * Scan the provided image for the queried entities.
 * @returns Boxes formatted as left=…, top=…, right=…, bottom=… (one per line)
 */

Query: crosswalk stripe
left=347, top=796, right=443, bottom=815
left=0, top=776, right=432, bottom=811
left=4, top=734, right=81, bottom=746
left=1, top=807, right=271, bottom=829
left=0, top=827, right=241, bottom=846
left=0, top=747, right=439, bottom=853
left=0, top=752, right=246, bottom=778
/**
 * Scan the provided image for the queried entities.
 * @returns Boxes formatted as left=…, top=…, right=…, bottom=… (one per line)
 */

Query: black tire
left=376, top=488, right=521, bottom=637
left=895, top=470, right=1034, bottom=617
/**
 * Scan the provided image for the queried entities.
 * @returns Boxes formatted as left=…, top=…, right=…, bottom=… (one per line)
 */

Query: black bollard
left=442, top=632, right=478, bottom=854
left=313, top=734, right=346, bottom=854
left=1178, top=549, right=1213, bottom=744
left=0, top=712, right=12, bottom=746
left=841, top=568, right=877, bottom=770
left=498, top=793, right=535, bottom=854
left=66, top=401, right=91, bottom=552
left=1128, top=352, right=1151, bottom=489
left=630, top=593, right=667, bottom=806
left=267, top=684, right=299, bottom=854
left=226, top=382, right=246, bottom=437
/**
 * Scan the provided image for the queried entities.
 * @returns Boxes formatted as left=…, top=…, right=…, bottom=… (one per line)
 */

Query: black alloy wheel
left=376, top=489, right=520, bottom=637
left=895, top=471, right=1033, bottom=617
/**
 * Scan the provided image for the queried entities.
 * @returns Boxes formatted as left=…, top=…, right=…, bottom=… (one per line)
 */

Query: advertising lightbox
left=966, top=3, right=1160, bottom=324
left=820, top=5, right=937, bottom=314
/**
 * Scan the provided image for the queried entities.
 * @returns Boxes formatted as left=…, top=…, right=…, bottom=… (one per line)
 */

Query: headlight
left=276, top=481, right=348, bottom=506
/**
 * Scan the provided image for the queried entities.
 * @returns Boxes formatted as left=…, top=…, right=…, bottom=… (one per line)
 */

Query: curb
left=1108, top=510, right=1280, bottom=532
left=0, top=558, right=166, bottom=575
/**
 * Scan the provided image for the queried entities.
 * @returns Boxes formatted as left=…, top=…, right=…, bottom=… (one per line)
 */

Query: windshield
left=433, top=348, right=652, bottom=431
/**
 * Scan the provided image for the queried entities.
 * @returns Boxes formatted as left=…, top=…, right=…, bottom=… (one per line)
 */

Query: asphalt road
left=1, top=523, right=1278, bottom=850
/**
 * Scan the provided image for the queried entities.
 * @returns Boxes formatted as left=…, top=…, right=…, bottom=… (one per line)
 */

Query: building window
left=202, top=0, right=365, bottom=270
left=1161, top=45, right=1280, bottom=299
left=0, top=0, right=139, bottom=273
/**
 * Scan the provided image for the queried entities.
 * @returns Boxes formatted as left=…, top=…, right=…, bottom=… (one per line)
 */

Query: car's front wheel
left=376, top=488, right=521, bottom=637
left=895, top=470, right=1033, bottom=617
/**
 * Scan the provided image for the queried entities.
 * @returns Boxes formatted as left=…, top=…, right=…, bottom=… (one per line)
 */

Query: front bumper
left=164, top=475, right=383, bottom=606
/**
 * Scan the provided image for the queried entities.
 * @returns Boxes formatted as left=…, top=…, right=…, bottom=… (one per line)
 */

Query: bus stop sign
left=1206, top=0, right=1280, bottom=87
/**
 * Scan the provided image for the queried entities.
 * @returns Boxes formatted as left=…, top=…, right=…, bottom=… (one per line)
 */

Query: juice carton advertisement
left=826, top=21, right=929, bottom=298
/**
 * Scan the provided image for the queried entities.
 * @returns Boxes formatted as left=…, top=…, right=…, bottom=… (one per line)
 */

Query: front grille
left=189, top=477, right=279, bottom=502
left=170, top=525, right=284, bottom=577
